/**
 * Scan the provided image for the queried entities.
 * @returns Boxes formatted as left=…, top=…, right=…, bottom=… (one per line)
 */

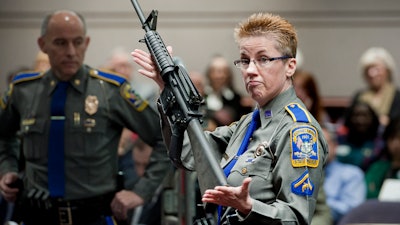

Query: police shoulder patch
left=285, top=103, right=311, bottom=123
left=291, top=124, right=319, bottom=168
left=89, top=69, right=127, bottom=86
left=0, top=84, right=13, bottom=110
left=120, top=82, right=148, bottom=112
left=291, top=170, right=314, bottom=196
left=12, top=71, right=43, bottom=85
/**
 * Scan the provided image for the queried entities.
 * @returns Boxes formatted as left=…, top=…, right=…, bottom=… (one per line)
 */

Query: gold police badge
left=85, top=95, right=99, bottom=115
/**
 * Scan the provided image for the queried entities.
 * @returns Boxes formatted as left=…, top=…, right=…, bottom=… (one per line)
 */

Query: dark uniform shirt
left=0, top=65, right=170, bottom=201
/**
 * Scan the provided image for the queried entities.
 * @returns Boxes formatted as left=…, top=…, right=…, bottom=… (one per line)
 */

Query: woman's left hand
left=202, top=177, right=253, bottom=215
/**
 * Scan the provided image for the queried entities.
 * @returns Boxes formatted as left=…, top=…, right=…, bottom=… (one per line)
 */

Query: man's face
left=38, top=12, right=90, bottom=81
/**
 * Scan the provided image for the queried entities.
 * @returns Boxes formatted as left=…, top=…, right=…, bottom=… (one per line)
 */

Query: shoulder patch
left=121, top=83, right=148, bottom=112
left=90, top=69, right=127, bottom=86
left=285, top=103, right=311, bottom=123
left=291, top=125, right=319, bottom=168
left=291, top=170, right=314, bottom=196
left=0, top=84, right=13, bottom=110
left=12, top=71, right=43, bottom=84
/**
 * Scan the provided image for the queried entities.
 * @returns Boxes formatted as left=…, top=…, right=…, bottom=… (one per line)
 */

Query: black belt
left=20, top=192, right=114, bottom=225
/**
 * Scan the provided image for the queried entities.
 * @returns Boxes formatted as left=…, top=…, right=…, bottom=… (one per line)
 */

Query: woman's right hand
left=131, top=47, right=173, bottom=91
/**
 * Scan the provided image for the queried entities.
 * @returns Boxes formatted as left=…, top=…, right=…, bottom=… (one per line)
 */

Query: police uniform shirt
left=180, top=87, right=328, bottom=224
left=0, top=65, right=170, bottom=201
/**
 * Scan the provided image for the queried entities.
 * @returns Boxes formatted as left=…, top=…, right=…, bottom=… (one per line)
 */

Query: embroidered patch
left=291, top=170, right=314, bottom=196
left=121, top=83, right=148, bottom=112
left=291, top=125, right=319, bottom=168
left=264, top=110, right=272, bottom=118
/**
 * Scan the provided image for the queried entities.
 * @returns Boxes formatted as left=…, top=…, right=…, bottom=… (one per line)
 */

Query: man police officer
left=0, top=10, right=170, bottom=225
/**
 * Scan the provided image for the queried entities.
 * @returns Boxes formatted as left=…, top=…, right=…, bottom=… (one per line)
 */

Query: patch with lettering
left=291, top=170, right=314, bottom=196
left=291, top=125, right=319, bottom=168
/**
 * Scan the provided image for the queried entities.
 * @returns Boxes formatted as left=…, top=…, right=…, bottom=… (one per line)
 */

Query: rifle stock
left=130, top=0, right=227, bottom=211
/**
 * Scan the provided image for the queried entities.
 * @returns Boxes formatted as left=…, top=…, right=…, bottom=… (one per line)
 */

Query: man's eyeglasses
left=233, top=56, right=292, bottom=70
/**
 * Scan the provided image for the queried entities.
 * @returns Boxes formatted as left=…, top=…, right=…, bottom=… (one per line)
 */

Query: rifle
left=130, top=0, right=227, bottom=212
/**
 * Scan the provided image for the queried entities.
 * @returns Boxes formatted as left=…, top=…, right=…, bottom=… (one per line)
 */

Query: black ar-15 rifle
left=130, top=0, right=227, bottom=211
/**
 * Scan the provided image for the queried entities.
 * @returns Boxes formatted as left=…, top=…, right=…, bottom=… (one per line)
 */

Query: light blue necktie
left=48, top=81, right=68, bottom=197
left=218, top=109, right=260, bottom=224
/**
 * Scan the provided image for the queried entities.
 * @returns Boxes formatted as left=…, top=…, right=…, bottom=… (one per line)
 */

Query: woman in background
left=351, top=47, right=400, bottom=127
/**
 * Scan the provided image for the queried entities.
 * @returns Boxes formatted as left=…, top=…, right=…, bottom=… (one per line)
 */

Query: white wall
left=1, top=0, right=400, bottom=98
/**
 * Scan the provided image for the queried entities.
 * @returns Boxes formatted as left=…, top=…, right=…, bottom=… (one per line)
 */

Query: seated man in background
left=323, top=125, right=366, bottom=224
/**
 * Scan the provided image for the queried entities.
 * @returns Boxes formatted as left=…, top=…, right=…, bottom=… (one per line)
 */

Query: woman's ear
left=286, top=58, right=297, bottom=78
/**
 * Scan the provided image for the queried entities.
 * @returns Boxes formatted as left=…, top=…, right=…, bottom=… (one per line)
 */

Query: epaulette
left=89, top=69, right=127, bottom=86
left=12, top=71, right=43, bottom=85
left=285, top=103, right=311, bottom=123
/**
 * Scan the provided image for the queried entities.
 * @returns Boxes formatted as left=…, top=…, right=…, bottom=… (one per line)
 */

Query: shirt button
left=241, top=167, right=247, bottom=174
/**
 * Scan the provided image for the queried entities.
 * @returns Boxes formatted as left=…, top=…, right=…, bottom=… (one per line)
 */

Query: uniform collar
left=257, top=87, right=297, bottom=127
left=46, top=66, right=88, bottom=95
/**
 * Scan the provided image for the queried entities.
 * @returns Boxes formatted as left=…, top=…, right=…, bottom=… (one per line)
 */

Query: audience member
left=365, top=117, right=400, bottom=199
left=33, top=50, right=50, bottom=72
left=189, top=70, right=217, bottom=131
left=323, top=125, right=366, bottom=224
left=293, top=69, right=330, bottom=124
left=351, top=47, right=400, bottom=126
left=189, top=71, right=206, bottom=96
left=104, top=46, right=167, bottom=225
left=204, top=55, right=253, bottom=126
left=104, top=46, right=158, bottom=102
left=132, top=139, right=164, bottom=225
left=336, top=101, right=384, bottom=171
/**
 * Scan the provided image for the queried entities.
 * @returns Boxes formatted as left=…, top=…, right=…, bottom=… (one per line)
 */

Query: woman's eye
left=259, top=57, right=270, bottom=63
left=241, top=59, right=250, bottom=65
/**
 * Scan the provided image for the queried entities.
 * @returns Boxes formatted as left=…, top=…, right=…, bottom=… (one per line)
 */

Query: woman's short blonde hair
left=234, top=13, right=297, bottom=58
